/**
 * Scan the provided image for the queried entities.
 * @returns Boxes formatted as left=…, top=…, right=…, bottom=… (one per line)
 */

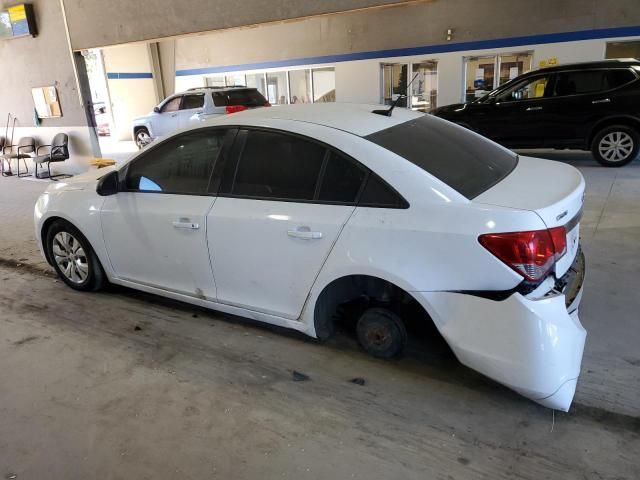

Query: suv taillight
left=225, top=105, right=248, bottom=114
left=479, top=227, right=567, bottom=282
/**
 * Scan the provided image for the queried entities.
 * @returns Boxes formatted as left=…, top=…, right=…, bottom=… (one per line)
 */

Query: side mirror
left=153, top=106, right=160, bottom=113
left=96, top=170, right=119, bottom=196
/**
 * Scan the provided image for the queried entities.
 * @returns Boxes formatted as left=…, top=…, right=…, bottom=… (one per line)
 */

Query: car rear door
left=101, top=128, right=233, bottom=299
left=206, top=128, right=367, bottom=320
left=177, top=93, right=206, bottom=130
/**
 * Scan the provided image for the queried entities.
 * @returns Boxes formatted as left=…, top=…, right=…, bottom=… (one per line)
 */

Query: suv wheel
left=46, top=220, right=106, bottom=291
left=356, top=308, right=407, bottom=359
left=592, top=125, right=639, bottom=167
left=134, top=128, right=151, bottom=149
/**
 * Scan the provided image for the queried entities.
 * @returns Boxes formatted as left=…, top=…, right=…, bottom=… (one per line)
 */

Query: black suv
left=433, top=59, right=640, bottom=166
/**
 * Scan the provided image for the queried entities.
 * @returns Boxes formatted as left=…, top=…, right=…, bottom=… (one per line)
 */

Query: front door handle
left=526, top=106, right=543, bottom=111
left=592, top=98, right=611, bottom=104
left=173, top=220, right=200, bottom=230
left=287, top=228, right=322, bottom=240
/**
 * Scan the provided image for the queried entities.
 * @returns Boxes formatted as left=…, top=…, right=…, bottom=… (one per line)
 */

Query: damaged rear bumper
left=416, top=252, right=586, bottom=411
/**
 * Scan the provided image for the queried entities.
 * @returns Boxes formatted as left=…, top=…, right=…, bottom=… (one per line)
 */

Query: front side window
left=498, top=75, right=550, bottom=102
left=553, top=70, right=608, bottom=96
left=160, top=96, right=182, bottom=113
left=232, top=130, right=325, bottom=200
left=181, top=94, right=205, bottom=110
left=126, top=129, right=226, bottom=194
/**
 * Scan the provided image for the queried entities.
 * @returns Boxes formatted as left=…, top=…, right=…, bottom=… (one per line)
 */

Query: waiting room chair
left=34, top=133, right=71, bottom=180
left=1, top=136, right=35, bottom=177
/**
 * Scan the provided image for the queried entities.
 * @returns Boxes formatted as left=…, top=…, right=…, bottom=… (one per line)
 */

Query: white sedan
left=34, top=103, right=586, bottom=410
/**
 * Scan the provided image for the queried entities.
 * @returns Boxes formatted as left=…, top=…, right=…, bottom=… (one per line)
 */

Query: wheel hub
left=52, top=232, right=89, bottom=284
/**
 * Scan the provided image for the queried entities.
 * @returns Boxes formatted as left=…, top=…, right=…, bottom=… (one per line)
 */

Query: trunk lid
left=474, top=156, right=585, bottom=277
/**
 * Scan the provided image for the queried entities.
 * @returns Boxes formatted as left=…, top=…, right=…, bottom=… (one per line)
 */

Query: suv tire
left=591, top=125, right=639, bottom=167
left=134, top=128, right=151, bottom=150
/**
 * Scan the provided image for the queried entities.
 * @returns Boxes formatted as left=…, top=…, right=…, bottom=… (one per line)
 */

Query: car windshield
left=365, top=114, right=518, bottom=199
left=212, top=89, right=268, bottom=107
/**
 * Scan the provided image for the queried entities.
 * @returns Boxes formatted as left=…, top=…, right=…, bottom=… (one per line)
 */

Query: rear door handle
left=173, top=220, right=200, bottom=230
left=287, top=228, right=322, bottom=240
left=526, top=106, right=543, bottom=111
left=592, top=98, right=611, bottom=104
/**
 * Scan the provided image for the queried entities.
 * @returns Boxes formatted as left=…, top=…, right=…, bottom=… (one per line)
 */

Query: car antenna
left=372, top=72, right=420, bottom=117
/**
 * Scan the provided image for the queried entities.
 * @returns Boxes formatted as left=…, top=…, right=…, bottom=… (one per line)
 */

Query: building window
left=463, top=52, right=533, bottom=102
left=289, top=69, right=312, bottom=104
left=312, top=67, right=336, bottom=102
left=246, top=73, right=267, bottom=96
left=606, top=41, right=640, bottom=59
left=266, top=71, right=289, bottom=105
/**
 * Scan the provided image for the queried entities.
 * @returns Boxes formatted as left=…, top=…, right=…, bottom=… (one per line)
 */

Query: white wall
left=103, top=44, right=160, bottom=141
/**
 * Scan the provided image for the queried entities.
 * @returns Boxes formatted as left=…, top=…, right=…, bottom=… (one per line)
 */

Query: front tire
left=591, top=125, right=639, bottom=167
left=134, top=128, right=151, bottom=149
left=46, top=220, right=106, bottom=291
left=356, top=308, right=407, bottom=359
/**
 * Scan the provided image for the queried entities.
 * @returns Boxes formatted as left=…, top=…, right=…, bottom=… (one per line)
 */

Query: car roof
left=185, top=86, right=258, bottom=93
left=534, top=58, right=639, bottom=74
left=210, top=103, right=424, bottom=136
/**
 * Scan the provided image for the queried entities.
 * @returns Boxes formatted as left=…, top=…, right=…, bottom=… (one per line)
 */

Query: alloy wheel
left=598, top=131, right=634, bottom=163
left=136, top=130, right=151, bottom=147
left=52, top=231, right=89, bottom=284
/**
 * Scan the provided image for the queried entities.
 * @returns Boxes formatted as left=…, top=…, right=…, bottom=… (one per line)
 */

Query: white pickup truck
left=132, top=86, right=270, bottom=148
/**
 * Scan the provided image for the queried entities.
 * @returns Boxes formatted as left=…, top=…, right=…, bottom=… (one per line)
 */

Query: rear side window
left=232, top=130, right=325, bottom=200
left=359, top=174, right=407, bottom=208
left=318, top=152, right=367, bottom=203
left=126, top=129, right=225, bottom=194
left=181, top=94, right=205, bottom=110
left=366, top=115, right=517, bottom=199
left=607, top=69, right=637, bottom=88
left=553, top=70, right=608, bottom=96
left=212, top=89, right=268, bottom=107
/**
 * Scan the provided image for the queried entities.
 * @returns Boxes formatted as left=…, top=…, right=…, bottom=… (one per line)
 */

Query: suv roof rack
left=187, top=85, right=249, bottom=91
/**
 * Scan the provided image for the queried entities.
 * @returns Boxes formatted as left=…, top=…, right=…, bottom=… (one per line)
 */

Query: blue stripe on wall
left=106, top=72, right=153, bottom=79
left=176, top=25, right=640, bottom=77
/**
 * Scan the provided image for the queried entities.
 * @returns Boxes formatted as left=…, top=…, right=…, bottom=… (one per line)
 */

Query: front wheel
left=46, top=220, right=106, bottom=291
left=591, top=125, right=639, bottom=167
left=134, top=128, right=151, bottom=149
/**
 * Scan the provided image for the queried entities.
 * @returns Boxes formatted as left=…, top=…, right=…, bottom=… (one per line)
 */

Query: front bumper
left=416, top=252, right=586, bottom=411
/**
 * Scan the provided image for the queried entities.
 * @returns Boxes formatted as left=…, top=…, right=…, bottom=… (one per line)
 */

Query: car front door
left=206, top=128, right=367, bottom=320
left=152, top=95, right=182, bottom=138
left=479, top=74, right=552, bottom=148
left=177, top=93, right=206, bottom=130
left=101, top=128, right=232, bottom=299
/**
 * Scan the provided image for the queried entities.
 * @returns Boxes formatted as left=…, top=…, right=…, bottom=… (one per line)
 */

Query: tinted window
left=126, top=130, right=225, bottom=194
left=553, top=70, right=607, bottom=96
left=161, top=96, right=182, bottom=113
left=366, top=115, right=517, bottom=199
left=212, top=89, right=268, bottom=107
left=498, top=75, right=549, bottom=101
left=318, top=152, right=367, bottom=203
left=181, top=94, right=205, bottom=110
left=232, top=130, right=325, bottom=200
left=359, top=174, right=407, bottom=208
left=608, top=69, right=636, bottom=88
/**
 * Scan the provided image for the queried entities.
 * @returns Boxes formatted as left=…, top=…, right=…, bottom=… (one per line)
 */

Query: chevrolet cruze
left=35, top=103, right=586, bottom=410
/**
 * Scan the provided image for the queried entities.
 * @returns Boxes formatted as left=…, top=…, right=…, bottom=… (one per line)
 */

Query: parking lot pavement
left=0, top=152, right=638, bottom=479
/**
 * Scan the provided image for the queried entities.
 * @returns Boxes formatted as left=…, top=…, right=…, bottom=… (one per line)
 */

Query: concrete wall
left=0, top=0, right=94, bottom=174
left=62, top=0, right=422, bottom=50
left=103, top=44, right=160, bottom=141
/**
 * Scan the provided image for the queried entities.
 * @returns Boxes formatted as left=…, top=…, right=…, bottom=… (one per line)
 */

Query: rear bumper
left=416, top=255, right=586, bottom=411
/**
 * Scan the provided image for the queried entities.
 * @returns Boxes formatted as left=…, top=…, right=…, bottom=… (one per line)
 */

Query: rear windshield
left=212, top=89, right=268, bottom=107
left=365, top=115, right=517, bottom=199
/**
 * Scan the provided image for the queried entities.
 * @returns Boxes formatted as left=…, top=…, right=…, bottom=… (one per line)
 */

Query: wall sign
left=0, top=4, right=37, bottom=40
left=32, top=86, right=62, bottom=118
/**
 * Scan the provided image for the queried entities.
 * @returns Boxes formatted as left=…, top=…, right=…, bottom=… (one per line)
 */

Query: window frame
left=212, top=126, right=408, bottom=209
left=121, top=126, right=236, bottom=196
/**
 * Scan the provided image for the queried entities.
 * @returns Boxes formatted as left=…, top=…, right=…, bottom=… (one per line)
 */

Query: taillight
left=479, top=227, right=567, bottom=282
left=225, top=105, right=248, bottom=114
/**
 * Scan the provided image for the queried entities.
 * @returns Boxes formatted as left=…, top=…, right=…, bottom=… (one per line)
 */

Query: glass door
left=382, top=63, right=408, bottom=108
left=498, top=53, right=533, bottom=86
left=410, top=61, right=438, bottom=112
left=464, top=52, right=533, bottom=102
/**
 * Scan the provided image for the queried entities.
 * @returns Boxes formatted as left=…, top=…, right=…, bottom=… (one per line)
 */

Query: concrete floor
left=0, top=151, right=638, bottom=479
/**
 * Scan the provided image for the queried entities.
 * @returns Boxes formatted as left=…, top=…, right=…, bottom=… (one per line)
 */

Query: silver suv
left=132, top=86, right=270, bottom=148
